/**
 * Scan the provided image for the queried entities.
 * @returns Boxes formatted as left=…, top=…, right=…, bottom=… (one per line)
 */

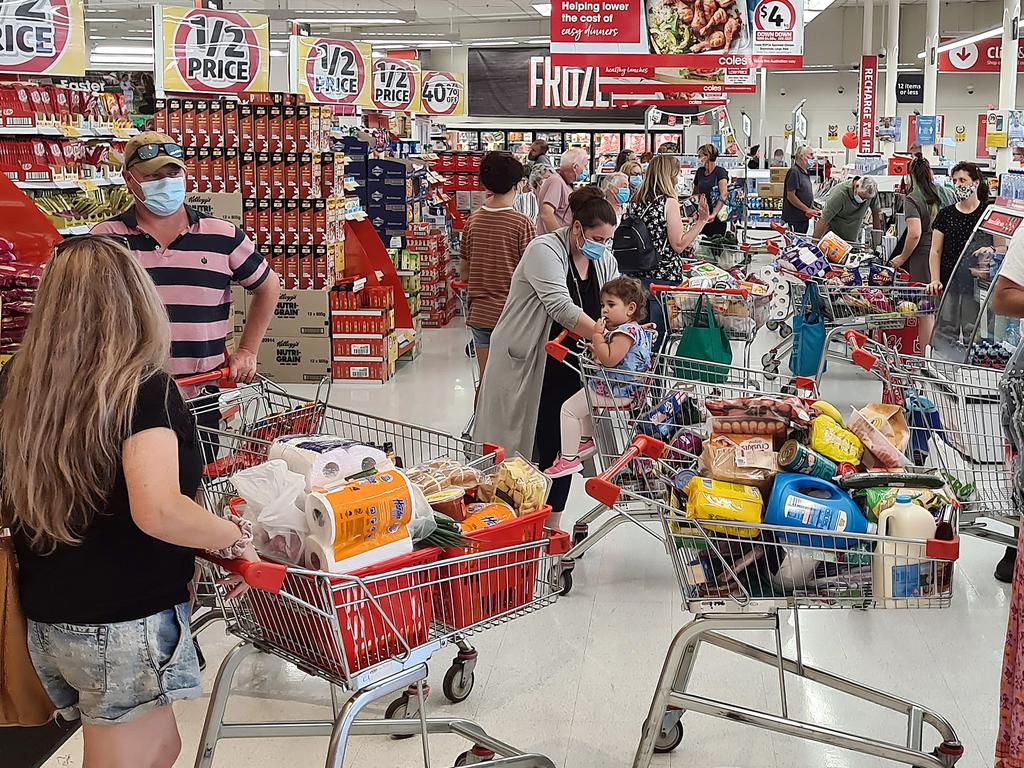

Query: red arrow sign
left=938, top=35, right=1024, bottom=73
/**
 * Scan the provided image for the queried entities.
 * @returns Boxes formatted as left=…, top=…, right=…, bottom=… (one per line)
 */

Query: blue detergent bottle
left=764, top=473, right=876, bottom=549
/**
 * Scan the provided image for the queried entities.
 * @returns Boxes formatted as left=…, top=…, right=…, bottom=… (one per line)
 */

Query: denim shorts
left=27, top=602, right=202, bottom=725
left=468, top=325, right=493, bottom=350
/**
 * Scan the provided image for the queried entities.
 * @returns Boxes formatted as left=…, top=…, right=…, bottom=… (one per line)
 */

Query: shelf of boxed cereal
left=432, top=150, right=487, bottom=215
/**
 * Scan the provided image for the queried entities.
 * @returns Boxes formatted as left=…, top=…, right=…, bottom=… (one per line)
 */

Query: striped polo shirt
left=92, top=206, right=271, bottom=379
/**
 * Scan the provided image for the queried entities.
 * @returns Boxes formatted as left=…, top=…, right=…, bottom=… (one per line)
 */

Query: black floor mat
left=0, top=720, right=80, bottom=768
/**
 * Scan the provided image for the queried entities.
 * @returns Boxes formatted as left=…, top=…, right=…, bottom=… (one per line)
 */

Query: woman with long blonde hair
left=1, top=235, right=256, bottom=768
left=623, top=153, right=709, bottom=351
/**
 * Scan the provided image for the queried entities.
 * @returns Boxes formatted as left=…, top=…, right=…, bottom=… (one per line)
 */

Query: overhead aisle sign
left=290, top=37, right=373, bottom=107
left=420, top=71, right=465, bottom=116
left=550, top=0, right=803, bottom=68
left=155, top=6, right=270, bottom=95
left=370, top=58, right=422, bottom=113
left=0, top=0, right=86, bottom=76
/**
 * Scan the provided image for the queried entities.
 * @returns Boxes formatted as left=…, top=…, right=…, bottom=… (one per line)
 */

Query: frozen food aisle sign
left=154, top=6, right=270, bottom=95
left=371, top=58, right=422, bottom=113
left=550, top=0, right=803, bottom=68
left=421, top=71, right=465, bottom=116
left=0, top=0, right=86, bottom=75
left=290, top=37, right=373, bottom=107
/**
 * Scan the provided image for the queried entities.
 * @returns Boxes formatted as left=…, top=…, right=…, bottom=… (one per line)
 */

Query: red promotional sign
left=858, top=55, right=877, bottom=154
left=420, top=71, right=465, bottom=116
left=0, top=0, right=85, bottom=75
left=938, top=35, right=1024, bottom=73
left=370, top=58, right=420, bottom=112
left=980, top=208, right=1024, bottom=238
left=302, top=39, right=369, bottom=106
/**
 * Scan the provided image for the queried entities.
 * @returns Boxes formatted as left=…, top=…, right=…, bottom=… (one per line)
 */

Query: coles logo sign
left=371, top=58, right=421, bottom=112
left=0, top=0, right=86, bottom=75
left=302, top=38, right=369, bottom=105
left=161, top=8, right=269, bottom=94
left=421, top=71, right=464, bottom=116
left=938, top=35, right=1024, bottom=73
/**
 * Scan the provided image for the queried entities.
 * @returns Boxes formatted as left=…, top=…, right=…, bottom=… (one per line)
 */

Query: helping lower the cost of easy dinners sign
left=550, top=0, right=803, bottom=68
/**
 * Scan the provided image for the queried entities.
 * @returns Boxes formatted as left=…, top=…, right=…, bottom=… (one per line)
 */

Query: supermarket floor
left=43, top=323, right=1012, bottom=768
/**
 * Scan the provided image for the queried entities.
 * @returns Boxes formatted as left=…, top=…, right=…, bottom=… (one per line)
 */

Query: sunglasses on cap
left=54, top=233, right=132, bottom=259
left=126, top=142, right=184, bottom=168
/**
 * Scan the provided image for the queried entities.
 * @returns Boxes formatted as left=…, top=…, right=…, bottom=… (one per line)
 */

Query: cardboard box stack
left=431, top=151, right=486, bottom=215
left=329, top=284, right=398, bottom=383
left=390, top=246, right=422, bottom=359
left=407, top=225, right=454, bottom=328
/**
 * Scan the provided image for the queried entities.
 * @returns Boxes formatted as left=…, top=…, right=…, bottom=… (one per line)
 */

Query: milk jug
left=871, top=494, right=937, bottom=606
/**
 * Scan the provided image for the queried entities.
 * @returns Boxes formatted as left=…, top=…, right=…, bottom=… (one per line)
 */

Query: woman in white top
left=601, top=172, right=630, bottom=223
left=514, top=166, right=551, bottom=225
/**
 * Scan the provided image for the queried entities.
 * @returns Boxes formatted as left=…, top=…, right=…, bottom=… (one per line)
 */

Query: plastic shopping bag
left=230, top=459, right=307, bottom=564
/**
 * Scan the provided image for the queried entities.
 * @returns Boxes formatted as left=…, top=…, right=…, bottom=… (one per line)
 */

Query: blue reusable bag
left=789, top=282, right=826, bottom=377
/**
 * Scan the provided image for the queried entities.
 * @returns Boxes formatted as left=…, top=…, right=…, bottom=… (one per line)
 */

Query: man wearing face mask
left=782, top=145, right=819, bottom=234
left=813, top=175, right=883, bottom=243
left=92, top=132, right=281, bottom=393
left=537, top=147, right=591, bottom=236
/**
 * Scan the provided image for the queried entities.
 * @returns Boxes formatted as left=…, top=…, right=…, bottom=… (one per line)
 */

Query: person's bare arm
left=589, top=319, right=634, bottom=367
left=893, top=217, right=921, bottom=268
left=712, top=176, right=728, bottom=219
left=872, top=208, right=883, bottom=230
left=234, top=272, right=280, bottom=383
left=813, top=216, right=829, bottom=239
left=540, top=203, right=560, bottom=234
left=666, top=197, right=709, bottom=253
left=124, top=428, right=244, bottom=549
left=786, top=189, right=813, bottom=215
left=992, top=276, right=1024, bottom=317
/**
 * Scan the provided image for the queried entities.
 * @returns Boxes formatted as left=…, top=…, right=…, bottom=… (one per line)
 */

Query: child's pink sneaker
left=578, top=438, right=597, bottom=460
left=544, top=455, right=583, bottom=478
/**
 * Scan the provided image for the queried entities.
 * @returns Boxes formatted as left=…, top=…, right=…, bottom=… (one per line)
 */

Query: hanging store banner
left=858, top=55, right=877, bottom=154
left=420, top=70, right=465, bottom=116
left=915, top=115, right=937, bottom=145
left=0, top=0, right=86, bottom=76
left=154, top=6, right=270, bottom=95
left=290, top=37, right=373, bottom=107
left=895, top=74, right=924, bottom=104
left=370, top=57, right=421, bottom=113
left=550, top=0, right=804, bottom=69
left=938, top=35, right=1024, bottom=73
left=600, top=66, right=756, bottom=94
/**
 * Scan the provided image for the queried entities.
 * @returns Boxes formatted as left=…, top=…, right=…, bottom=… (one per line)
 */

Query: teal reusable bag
left=673, top=295, right=732, bottom=383
left=789, top=281, right=826, bottom=377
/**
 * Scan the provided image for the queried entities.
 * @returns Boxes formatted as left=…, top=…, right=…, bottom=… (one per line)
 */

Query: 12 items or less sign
left=290, top=37, right=372, bottom=107
left=371, top=58, right=422, bottom=113
left=0, top=0, right=86, bottom=76
left=420, top=71, right=465, bottom=116
left=155, top=7, right=270, bottom=95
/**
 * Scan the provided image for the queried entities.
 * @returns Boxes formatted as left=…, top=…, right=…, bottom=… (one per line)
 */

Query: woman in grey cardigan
left=474, top=187, right=619, bottom=524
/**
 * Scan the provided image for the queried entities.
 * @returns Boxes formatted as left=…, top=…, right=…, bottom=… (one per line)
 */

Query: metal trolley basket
left=185, top=375, right=564, bottom=768
left=588, top=435, right=965, bottom=768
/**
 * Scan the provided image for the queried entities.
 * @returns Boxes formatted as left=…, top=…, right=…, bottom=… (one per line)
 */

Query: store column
left=922, top=0, right=939, bottom=115
left=758, top=68, right=767, bottom=159
left=863, top=0, right=873, bottom=56
left=883, top=0, right=900, bottom=152
left=997, top=0, right=1020, bottom=174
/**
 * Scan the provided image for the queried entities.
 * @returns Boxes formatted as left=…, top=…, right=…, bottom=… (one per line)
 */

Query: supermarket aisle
left=40, top=323, right=1008, bottom=768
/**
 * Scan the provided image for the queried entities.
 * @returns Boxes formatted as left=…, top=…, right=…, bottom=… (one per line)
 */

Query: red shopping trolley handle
left=452, top=280, right=468, bottom=290
left=648, top=283, right=750, bottom=299
left=178, top=367, right=232, bottom=389
left=585, top=435, right=665, bottom=507
left=544, top=329, right=579, bottom=363
left=202, top=554, right=288, bottom=594
left=770, top=222, right=787, bottom=235
left=842, top=329, right=878, bottom=372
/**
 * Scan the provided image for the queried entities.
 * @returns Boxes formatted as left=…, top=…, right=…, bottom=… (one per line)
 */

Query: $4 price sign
left=753, top=0, right=797, bottom=44
left=421, top=71, right=464, bottom=116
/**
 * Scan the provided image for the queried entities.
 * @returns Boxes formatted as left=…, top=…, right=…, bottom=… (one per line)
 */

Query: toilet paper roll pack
left=269, top=435, right=390, bottom=491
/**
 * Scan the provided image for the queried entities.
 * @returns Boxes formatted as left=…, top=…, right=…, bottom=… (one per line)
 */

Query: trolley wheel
left=454, top=747, right=495, bottom=766
left=385, top=694, right=417, bottom=740
left=761, top=352, right=776, bottom=368
left=654, top=720, right=684, bottom=753
left=465, top=341, right=476, bottom=358
left=559, top=569, right=574, bottom=596
left=571, top=529, right=588, bottom=548
left=763, top=364, right=779, bottom=381
left=443, top=663, right=475, bottom=704
left=779, top=323, right=793, bottom=338
left=766, top=320, right=780, bottom=332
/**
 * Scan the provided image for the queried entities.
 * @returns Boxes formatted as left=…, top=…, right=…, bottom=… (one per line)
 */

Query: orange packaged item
left=460, top=502, right=516, bottom=532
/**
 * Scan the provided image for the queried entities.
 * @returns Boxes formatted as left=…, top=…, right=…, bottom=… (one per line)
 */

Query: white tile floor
left=43, top=322, right=1013, bottom=768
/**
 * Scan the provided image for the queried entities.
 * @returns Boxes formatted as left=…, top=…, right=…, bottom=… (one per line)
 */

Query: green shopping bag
left=672, top=295, right=732, bottom=383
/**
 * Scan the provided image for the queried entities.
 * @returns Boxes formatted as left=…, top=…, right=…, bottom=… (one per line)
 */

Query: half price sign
left=290, top=37, right=373, bottom=107
left=371, top=58, right=422, bottom=113
left=0, top=0, right=86, bottom=76
left=421, top=70, right=465, bottom=116
left=156, top=7, right=270, bottom=95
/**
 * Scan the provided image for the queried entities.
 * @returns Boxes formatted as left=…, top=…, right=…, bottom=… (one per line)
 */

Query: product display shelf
left=366, top=156, right=431, bottom=245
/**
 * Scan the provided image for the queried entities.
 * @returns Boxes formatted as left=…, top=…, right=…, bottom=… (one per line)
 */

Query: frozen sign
left=371, top=58, right=421, bottom=112
left=550, top=0, right=803, bottom=68
left=0, top=0, right=86, bottom=76
left=529, top=56, right=612, bottom=109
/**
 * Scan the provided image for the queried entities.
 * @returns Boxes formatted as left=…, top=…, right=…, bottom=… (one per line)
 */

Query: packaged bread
left=493, top=457, right=548, bottom=515
left=701, top=434, right=778, bottom=491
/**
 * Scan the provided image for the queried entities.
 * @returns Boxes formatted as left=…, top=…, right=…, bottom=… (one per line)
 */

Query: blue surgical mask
left=806, top=159, right=816, bottom=171
left=576, top=168, right=590, bottom=182
left=629, top=174, right=642, bottom=188
left=577, top=229, right=609, bottom=261
left=615, top=187, right=630, bottom=204
left=853, top=193, right=865, bottom=205
left=136, top=175, right=186, bottom=216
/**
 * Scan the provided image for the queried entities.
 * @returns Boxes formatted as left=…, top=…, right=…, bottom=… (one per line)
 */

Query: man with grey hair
left=537, top=146, right=590, bottom=235
left=813, top=174, right=883, bottom=242
left=782, top=145, right=818, bottom=234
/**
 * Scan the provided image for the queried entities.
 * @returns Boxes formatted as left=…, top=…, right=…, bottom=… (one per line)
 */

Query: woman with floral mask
left=928, top=162, right=991, bottom=296
left=474, top=187, right=619, bottom=527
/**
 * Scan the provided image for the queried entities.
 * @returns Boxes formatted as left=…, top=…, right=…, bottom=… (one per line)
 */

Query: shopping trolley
left=691, top=233, right=754, bottom=271
left=452, top=279, right=480, bottom=439
left=590, top=435, right=965, bottom=768
left=830, top=329, right=1018, bottom=548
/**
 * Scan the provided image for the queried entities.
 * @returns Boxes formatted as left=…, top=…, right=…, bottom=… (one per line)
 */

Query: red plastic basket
left=434, top=506, right=551, bottom=630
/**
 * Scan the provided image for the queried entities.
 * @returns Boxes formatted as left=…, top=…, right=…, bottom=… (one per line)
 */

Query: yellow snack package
left=683, top=477, right=764, bottom=539
left=809, top=415, right=864, bottom=464
left=493, top=457, right=548, bottom=515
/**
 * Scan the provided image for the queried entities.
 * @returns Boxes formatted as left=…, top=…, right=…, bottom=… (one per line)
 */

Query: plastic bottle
left=763, top=474, right=874, bottom=549
left=871, top=494, right=938, bottom=606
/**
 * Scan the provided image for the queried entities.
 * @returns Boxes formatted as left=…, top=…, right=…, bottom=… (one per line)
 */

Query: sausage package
left=847, top=406, right=908, bottom=469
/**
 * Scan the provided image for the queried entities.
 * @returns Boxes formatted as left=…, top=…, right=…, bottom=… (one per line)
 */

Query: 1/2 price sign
left=420, top=71, right=465, bottom=116
left=290, top=37, right=373, bottom=107
left=370, top=58, right=422, bottom=113
left=0, top=0, right=86, bottom=75
left=156, top=7, right=270, bottom=95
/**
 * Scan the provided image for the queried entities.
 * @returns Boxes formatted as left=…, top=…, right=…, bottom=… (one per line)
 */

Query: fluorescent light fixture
left=359, top=31, right=452, bottom=38
left=527, top=37, right=550, bottom=43
left=370, top=40, right=457, bottom=48
left=918, top=26, right=1001, bottom=58
left=269, top=49, right=287, bottom=57
left=85, top=17, right=128, bottom=23
left=93, top=44, right=153, bottom=55
left=533, top=3, right=552, bottom=15
left=471, top=40, right=516, bottom=46
left=295, top=17, right=406, bottom=24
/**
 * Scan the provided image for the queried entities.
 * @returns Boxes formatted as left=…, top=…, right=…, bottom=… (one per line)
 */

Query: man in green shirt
left=813, top=176, right=883, bottom=242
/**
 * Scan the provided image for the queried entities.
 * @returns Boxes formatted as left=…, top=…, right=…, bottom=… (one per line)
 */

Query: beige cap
left=123, top=131, right=186, bottom=177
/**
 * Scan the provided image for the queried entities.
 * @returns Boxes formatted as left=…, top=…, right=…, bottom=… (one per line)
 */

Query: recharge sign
left=371, top=58, right=421, bottom=113
left=157, top=7, right=269, bottom=94
left=292, top=37, right=372, bottom=106
left=0, top=0, right=86, bottom=75
left=421, top=71, right=465, bottom=116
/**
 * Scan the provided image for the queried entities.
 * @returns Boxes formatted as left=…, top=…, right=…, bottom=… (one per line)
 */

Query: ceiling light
left=359, top=31, right=452, bottom=38
left=533, top=4, right=552, bottom=16
left=85, top=17, right=128, bottom=23
left=295, top=17, right=407, bottom=25
left=93, top=44, right=153, bottom=55
left=471, top=41, right=516, bottom=46
left=526, top=38, right=550, bottom=44
left=90, top=54, right=154, bottom=63
left=269, top=49, right=287, bottom=57
left=917, top=26, right=1001, bottom=58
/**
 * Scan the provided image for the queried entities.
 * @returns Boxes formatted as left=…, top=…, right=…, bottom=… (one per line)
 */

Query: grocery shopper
left=526, top=138, right=553, bottom=169
left=601, top=172, right=630, bottom=221
left=928, top=162, right=991, bottom=297
left=781, top=145, right=817, bottom=234
left=513, top=173, right=539, bottom=224
left=692, top=143, right=730, bottom=238
left=473, top=187, right=619, bottom=525
left=0, top=235, right=257, bottom=768
left=812, top=175, right=883, bottom=242
left=621, top=160, right=644, bottom=191
left=614, top=149, right=636, bottom=171
left=537, top=147, right=590, bottom=236
left=625, top=154, right=711, bottom=353
left=91, top=132, right=280, bottom=400
left=545, top=276, right=652, bottom=478
left=459, top=152, right=536, bottom=379
left=890, top=155, right=951, bottom=283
